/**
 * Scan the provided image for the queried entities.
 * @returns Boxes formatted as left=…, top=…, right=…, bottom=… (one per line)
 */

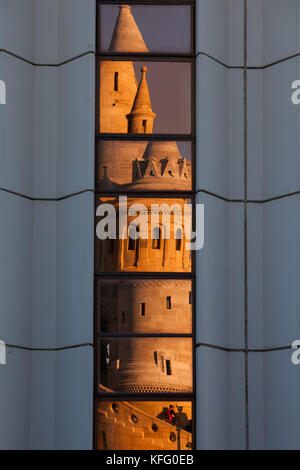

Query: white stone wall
left=1, top=0, right=300, bottom=451
left=0, top=0, right=95, bottom=449
left=196, top=0, right=300, bottom=450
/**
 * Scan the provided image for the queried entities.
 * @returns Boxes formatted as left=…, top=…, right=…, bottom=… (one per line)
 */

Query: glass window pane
left=96, top=279, right=192, bottom=334
left=99, top=4, right=192, bottom=54
left=95, top=196, right=193, bottom=273
left=96, top=400, right=193, bottom=450
left=96, top=140, right=192, bottom=191
left=98, top=60, right=192, bottom=134
left=98, top=338, right=193, bottom=393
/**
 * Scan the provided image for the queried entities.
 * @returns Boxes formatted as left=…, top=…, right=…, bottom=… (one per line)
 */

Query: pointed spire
left=130, top=67, right=154, bottom=116
left=109, top=5, right=149, bottom=53
left=127, top=67, right=156, bottom=133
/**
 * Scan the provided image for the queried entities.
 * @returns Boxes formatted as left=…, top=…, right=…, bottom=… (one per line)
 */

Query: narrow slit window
left=166, top=360, right=172, bottom=376
left=122, top=311, right=126, bottom=324
left=142, top=119, right=147, bottom=133
left=161, top=356, right=165, bottom=373
left=166, top=296, right=171, bottom=309
left=114, top=72, right=118, bottom=91
left=176, top=229, right=182, bottom=251
left=140, top=302, right=146, bottom=316
left=128, top=225, right=138, bottom=251
left=105, top=343, right=110, bottom=365
left=152, top=227, right=161, bottom=250
left=189, top=291, right=192, bottom=305
left=128, top=236, right=135, bottom=251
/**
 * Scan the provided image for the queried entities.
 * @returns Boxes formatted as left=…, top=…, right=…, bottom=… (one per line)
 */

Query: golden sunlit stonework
left=98, top=5, right=192, bottom=190
left=96, top=4, right=193, bottom=451
left=97, top=401, right=192, bottom=451
left=97, top=197, right=192, bottom=273
left=98, top=279, right=192, bottom=334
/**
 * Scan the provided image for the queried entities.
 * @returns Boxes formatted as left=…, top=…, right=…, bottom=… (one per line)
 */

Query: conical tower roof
left=109, top=5, right=149, bottom=53
left=143, top=141, right=183, bottom=161
left=128, top=67, right=156, bottom=118
left=128, top=140, right=191, bottom=190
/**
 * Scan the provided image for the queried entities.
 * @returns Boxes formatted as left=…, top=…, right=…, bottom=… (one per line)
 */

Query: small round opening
left=112, top=403, right=119, bottom=414
left=131, top=414, right=138, bottom=424
left=152, top=423, right=158, bottom=432
left=170, top=432, right=176, bottom=442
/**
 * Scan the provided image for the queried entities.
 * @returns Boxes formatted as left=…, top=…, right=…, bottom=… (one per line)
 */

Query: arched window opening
left=128, top=225, right=139, bottom=251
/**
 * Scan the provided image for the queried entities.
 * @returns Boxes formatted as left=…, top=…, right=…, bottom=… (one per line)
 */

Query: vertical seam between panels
left=243, top=0, right=249, bottom=451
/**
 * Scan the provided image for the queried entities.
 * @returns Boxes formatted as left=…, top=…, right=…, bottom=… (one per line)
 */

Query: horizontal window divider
left=95, top=133, right=195, bottom=141
left=97, top=53, right=194, bottom=62
left=95, top=190, right=195, bottom=198
left=99, top=0, right=195, bottom=6
left=96, top=333, right=193, bottom=338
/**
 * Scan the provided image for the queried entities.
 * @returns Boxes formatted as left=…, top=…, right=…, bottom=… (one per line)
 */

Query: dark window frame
left=94, top=0, right=196, bottom=450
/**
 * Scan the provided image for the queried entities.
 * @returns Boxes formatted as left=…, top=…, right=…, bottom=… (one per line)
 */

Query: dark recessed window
left=112, top=403, right=119, bottom=414
left=114, top=72, right=119, bottom=91
left=152, top=227, right=161, bottom=250
left=128, top=225, right=138, bottom=251
left=166, top=296, right=171, bottom=309
left=152, top=423, right=158, bottom=432
left=140, top=302, right=146, bottom=316
left=176, top=229, right=182, bottom=251
left=166, top=360, right=172, bottom=376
